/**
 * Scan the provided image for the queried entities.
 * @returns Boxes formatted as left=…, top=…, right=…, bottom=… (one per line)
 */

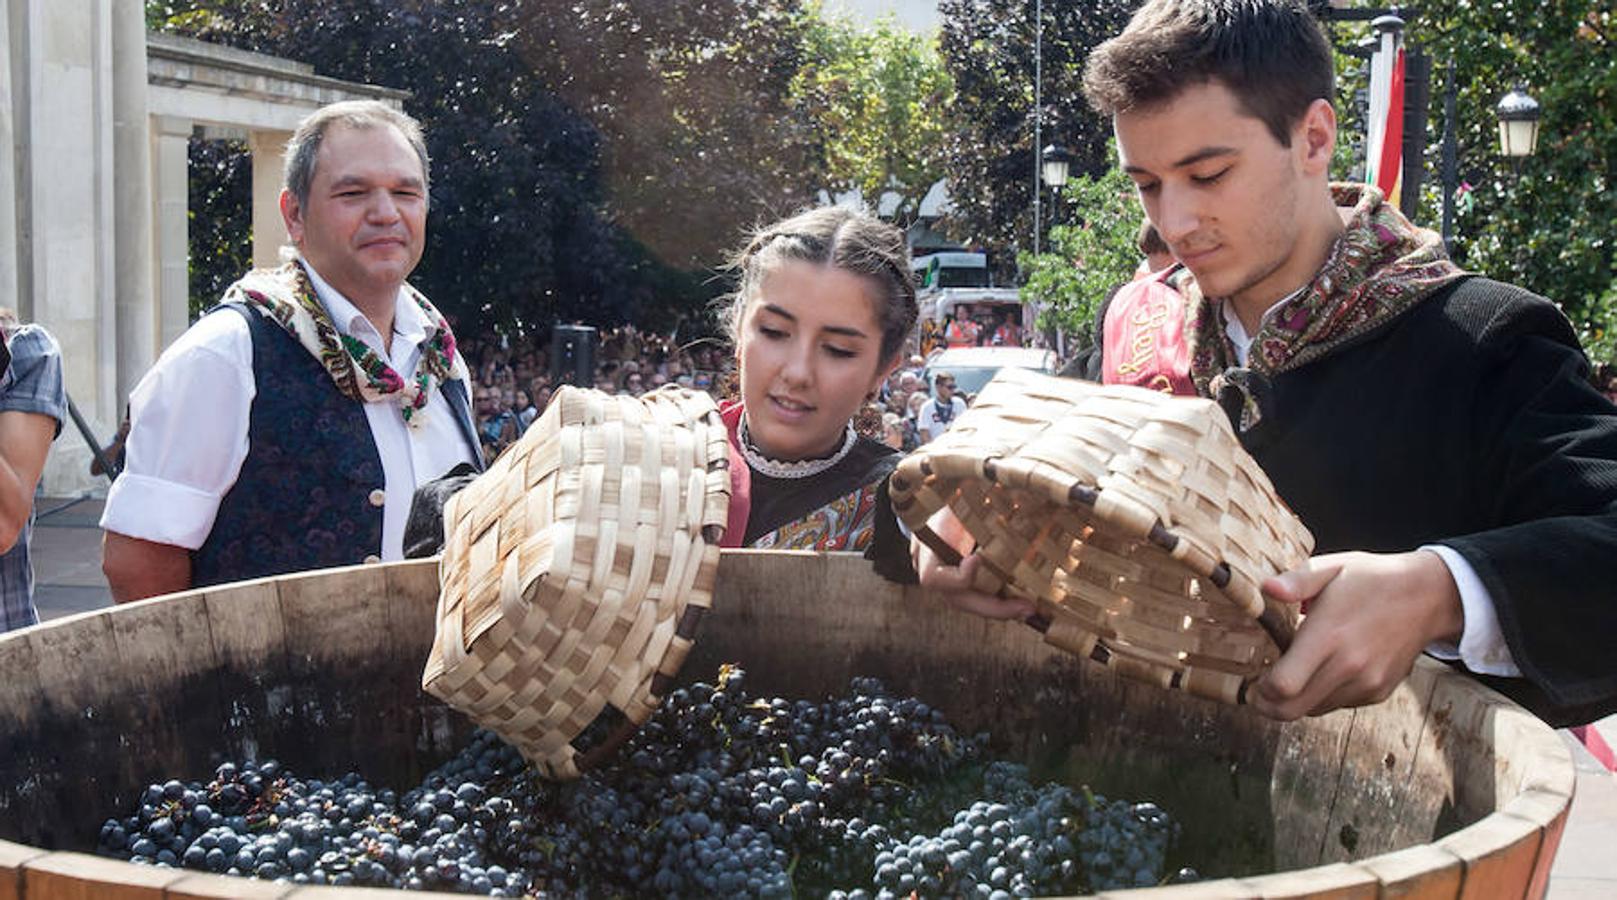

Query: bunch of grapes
left=98, top=665, right=1191, bottom=897
left=99, top=754, right=533, bottom=895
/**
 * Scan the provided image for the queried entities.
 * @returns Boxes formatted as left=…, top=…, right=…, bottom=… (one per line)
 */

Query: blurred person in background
left=0, top=308, right=67, bottom=632
left=513, top=388, right=538, bottom=432
left=476, top=385, right=517, bottom=453
left=881, top=412, right=906, bottom=450
left=916, top=371, right=967, bottom=443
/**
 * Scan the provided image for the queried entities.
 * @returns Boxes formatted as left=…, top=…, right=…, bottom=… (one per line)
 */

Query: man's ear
left=279, top=188, right=304, bottom=246
left=1296, top=98, right=1337, bottom=177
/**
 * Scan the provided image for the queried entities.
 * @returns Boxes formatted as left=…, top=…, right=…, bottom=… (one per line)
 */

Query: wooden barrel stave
left=0, top=552, right=1573, bottom=898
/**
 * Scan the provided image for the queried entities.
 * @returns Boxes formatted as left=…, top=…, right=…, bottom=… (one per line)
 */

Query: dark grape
left=97, top=664, right=1183, bottom=897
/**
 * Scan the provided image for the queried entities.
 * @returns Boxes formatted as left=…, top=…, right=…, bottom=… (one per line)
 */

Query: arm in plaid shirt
left=0, top=324, right=66, bottom=632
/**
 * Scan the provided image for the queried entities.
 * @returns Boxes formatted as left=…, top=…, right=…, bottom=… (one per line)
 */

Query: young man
left=917, top=372, right=967, bottom=444
left=916, top=0, right=1617, bottom=726
left=101, top=101, right=482, bottom=600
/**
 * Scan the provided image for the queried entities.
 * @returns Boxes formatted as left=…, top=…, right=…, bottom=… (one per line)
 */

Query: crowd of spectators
left=459, top=324, right=733, bottom=459
left=467, top=301, right=1617, bottom=464
left=460, top=322, right=975, bottom=461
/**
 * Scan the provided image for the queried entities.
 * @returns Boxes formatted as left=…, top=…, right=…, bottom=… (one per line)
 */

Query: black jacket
left=1209, top=278, right=1617, bottom=724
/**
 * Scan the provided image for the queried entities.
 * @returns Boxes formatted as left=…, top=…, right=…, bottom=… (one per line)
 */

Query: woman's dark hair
left=721, top=206, right=918, bottom=365
left=1083, top=0, right=1334, bottom=147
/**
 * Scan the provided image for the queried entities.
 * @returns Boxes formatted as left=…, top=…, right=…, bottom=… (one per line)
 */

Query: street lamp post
left=1440, top=59, right=1459, bottom=249
left=1495, top=86, right=1542, bottom=161
left=1041, top=144, right=1073, bottom=192
left=1032, top=0, right=1044, bottom=257
left=1041, top=143, right=1074, bottom=228
left=1439, top=78, right=1541, bottom=251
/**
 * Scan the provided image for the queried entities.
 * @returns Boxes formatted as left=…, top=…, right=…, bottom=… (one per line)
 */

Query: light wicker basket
left=889, top=368, right=1314, bottom=705
left=423, top=385, right=732, bottom=778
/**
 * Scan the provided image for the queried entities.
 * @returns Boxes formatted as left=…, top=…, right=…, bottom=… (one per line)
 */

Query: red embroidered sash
left=1102, top=266, right=1196, bottom=396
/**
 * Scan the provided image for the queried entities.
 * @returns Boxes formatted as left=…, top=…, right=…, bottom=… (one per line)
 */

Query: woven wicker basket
left=889, top=368, right=1314, bottom=705
left=423, top=385, right=731, bottom=778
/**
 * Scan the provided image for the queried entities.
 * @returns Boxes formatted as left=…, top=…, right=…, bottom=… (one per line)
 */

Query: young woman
left=403, top=206, right=915, bottom=560
left=716, top=205, right=917, bottom=552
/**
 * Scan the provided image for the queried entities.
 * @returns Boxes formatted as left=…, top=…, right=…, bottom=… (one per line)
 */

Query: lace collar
left=738, top=414, right=857, bottom=479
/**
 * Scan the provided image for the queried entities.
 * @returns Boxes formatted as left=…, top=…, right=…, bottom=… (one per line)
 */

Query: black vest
left=190, top=303, right=479, bottom=588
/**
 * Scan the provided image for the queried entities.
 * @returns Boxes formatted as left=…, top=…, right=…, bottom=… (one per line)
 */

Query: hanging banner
left=1364, top=19, right=1406, bottom=209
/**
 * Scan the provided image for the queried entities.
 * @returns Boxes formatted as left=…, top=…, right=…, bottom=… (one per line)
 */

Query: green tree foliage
left=1411, top=0, right=1616, bottom=362
left=147, top=0, right=819, bottom=334
left=936, top=0, right=1135, bottom=280
left=791, top=8, right=952, bottom=222
left=1017, top=163, right=1141, bottom=345
left=507, top=0, right=823, bottom=271
left=187, top=138, right=253, bottom=319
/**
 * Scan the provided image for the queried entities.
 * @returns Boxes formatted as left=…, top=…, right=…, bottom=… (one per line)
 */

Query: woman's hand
left=910, top=507, right=1034, bottom=620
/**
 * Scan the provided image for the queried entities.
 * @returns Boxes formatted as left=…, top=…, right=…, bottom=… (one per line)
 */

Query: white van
left=923, top=346, right=1060, bottom=399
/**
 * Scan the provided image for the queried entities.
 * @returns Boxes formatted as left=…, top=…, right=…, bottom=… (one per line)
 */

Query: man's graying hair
left=283, top=100, right=431, bottom=207
left=722, top=206, right=918, bottom=365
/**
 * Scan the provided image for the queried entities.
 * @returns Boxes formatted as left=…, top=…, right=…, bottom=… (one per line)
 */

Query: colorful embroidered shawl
left=1180, top=184, right=1468, bottom=427
left=222, top=260, right=467, bottom=429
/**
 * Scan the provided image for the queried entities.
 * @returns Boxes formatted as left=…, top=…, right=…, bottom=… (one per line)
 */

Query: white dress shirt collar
left=1221, top=284, right=1309, bottom=367
left=300, top=261, right=432, bottom=359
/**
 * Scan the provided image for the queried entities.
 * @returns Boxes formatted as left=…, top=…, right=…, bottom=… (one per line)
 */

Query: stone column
left=111, top=1, right=153, bottom=406
left=151, top=115, right=192, bottom=350
left=249, top=129, right=291, bottom=270
left=0, top=4, right=18, bottom=313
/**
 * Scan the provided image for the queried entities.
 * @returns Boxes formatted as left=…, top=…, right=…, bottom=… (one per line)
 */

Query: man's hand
left=911, top=507, right=1034, bottom=620
left=1250, top=549, right=1465, bottom=720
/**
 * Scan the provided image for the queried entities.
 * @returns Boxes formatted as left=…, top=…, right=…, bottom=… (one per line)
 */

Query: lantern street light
left=1041, top=144, right=1074, bottom=190
left=1441, top=78, right=1545, bottom=250
left=1040, top=144, right=1075, bottom=230
left=1495, top=86, right=1541, bottom=159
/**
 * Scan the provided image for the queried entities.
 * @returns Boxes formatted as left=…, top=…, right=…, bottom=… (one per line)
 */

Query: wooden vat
left=0, top=551, right=1574, bottom=898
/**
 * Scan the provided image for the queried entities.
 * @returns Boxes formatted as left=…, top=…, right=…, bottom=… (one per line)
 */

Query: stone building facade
left=2, top=1, right=404, bottom=494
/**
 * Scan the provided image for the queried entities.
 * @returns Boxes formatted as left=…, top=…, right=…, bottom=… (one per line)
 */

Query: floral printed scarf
left=1178, top=184, right=1468, bottom=429
left=222, top=259, right=467, bottom=428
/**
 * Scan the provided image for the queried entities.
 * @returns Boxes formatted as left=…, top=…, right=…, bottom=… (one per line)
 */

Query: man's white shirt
left=101, top=264, right=476, bottom=561
left=1222, top=296, right=1520, bottom=677
left=917, top=396, right=967, bottom=443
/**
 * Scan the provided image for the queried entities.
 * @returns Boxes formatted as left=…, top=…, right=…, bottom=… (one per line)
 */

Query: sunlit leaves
left=936, top=0, right=1135, bottom=282
left=1017, top=163, right=1142, bottom=344
left=790, top=9, right=952, bottom=223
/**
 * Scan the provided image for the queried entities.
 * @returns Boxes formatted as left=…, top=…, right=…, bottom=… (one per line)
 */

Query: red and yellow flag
left=1365, top=25, right=1406, bottom=209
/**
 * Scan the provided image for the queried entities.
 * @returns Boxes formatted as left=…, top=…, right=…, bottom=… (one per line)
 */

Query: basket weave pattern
left=890, top=369, right=1314, bottom=704
left=424, top=386, right=731, bottom=778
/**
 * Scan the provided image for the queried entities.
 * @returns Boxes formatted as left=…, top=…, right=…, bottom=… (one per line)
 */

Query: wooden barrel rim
left=0, top=557, right=1575, bottom=899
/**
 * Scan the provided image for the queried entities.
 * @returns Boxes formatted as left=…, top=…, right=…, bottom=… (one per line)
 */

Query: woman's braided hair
left=721, top=206, right=918, bottom=365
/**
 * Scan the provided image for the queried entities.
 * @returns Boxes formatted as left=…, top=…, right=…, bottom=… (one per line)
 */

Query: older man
left=101, top=101, right=481, bottom=600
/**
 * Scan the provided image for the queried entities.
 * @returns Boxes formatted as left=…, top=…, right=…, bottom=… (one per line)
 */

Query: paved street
left=22, top=497, right=1617, bottom=895
left=31, top=496, right=114, bottom=621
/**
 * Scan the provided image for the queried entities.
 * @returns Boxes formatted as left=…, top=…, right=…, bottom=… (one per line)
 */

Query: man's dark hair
left=1083, top=0, right=1334, bottom=147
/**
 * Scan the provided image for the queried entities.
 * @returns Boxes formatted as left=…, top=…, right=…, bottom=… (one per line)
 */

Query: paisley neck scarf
left=223, top=259, right=467, bottom=429
left=1179, top=184, right=1468, bottom=429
